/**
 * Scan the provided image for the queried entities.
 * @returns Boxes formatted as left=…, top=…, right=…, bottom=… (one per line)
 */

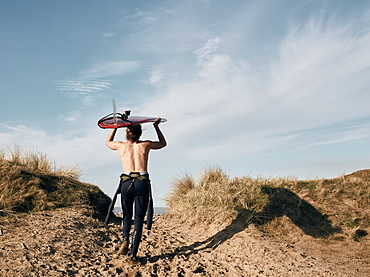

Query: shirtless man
left=105, top=118, right=166, bottom=261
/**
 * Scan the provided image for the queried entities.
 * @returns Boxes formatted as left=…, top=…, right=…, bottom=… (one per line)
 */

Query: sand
left=0, top=207, right=368, bottom=276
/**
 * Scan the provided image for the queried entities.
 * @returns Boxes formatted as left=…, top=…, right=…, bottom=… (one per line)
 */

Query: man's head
left=126, top=125, right=142, bottom=142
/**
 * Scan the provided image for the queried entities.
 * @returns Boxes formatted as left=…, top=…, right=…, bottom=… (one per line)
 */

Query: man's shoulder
left=113, top=141, right=127, bottom=147
left=138, top=140, right=153, bottom=143
left=137, top=140, right=156, bottom=149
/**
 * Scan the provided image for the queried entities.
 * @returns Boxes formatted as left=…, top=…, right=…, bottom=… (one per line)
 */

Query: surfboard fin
left=122, top=110, right=131, bottom=120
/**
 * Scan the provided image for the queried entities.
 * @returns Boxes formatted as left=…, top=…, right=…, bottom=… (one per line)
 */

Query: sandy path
left=0, top=207, right=368, bottom=276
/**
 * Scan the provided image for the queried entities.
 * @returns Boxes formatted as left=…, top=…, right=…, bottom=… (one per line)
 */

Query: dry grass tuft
left=165, top=166, right=269, bottom=225
left=166, top=166, right=370, bottom=240
left=0, top=147, right=110, bottom=219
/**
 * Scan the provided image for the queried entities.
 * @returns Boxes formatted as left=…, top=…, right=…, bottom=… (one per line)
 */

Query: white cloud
left=80, top=61, right=140, bottom=79
left=56, top=80, right=112, bottom=95
left=149, top=70, right=163, bottom=84
left=132, top=9, right=159, bottom=25
left=270, top=13, right=370, bottom=106
left=30, top=2, right=370, bottom=203
left=194, top=37, right=222, bottom=65
left=136, top=10, right=370, bottom=177
left=60, top=111, right=81, bottom=122
left=0, top=123, right=113, bottom=181
left=56, top=60, right=140, bottom=108
left=102, top=32, right=116, bottom=38
left=55, top=80, right=112, bottom=108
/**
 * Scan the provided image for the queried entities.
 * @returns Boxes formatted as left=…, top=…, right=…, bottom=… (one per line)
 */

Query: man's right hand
left=153, top=117, right=161, bottom=127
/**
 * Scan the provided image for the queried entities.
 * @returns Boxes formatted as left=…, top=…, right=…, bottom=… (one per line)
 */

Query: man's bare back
left=106, top=119, right=166, bottom=172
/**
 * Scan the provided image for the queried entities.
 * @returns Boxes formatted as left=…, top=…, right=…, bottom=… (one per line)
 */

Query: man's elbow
left=106, top=141, right=115, bottom=149
left=162, top=139, right=167, bottom=147
left=158, top=141, right=167, bottom=149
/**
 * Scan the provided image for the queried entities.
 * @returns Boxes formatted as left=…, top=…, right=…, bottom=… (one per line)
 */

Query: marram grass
left=166, top=166, right=370, bottom=239
left=0, top=147, right=110, bottom=219
left=165, top=167, right=270, bottom=221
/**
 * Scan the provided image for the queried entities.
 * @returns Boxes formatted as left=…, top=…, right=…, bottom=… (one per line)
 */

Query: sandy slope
left=0, top=207, right=368, bottom=277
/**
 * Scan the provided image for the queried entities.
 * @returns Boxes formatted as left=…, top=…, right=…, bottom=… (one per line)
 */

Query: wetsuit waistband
left=120, top=172, right=150, bottom=181
left=123, top=171, right=148, bottom=175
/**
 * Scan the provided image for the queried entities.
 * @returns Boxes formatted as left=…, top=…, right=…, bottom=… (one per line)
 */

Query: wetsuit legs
left=122, top=213, right=132, bottom=238
left=121, top=179, right=134, bottom=239
left=120, top=178, right=149, bottom=257
left=130, top=215, right=145, bottom=256
left=130, top=188, right=149, bottom=256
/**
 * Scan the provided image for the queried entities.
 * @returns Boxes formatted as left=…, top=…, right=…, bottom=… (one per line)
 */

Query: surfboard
left=98, top=114, right=167, bottom=129
left=97, top=99, right=167, bottom=129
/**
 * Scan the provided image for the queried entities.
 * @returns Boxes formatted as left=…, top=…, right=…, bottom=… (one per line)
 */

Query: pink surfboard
left=98, top=114, right=167, bottom=129
left=97, top=99, right=167, bottom=129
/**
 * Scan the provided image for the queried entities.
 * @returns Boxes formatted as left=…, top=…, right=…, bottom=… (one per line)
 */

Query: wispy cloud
left=80, top=61, right=140, bottom=79
left=102, top=32, right=116, bottom=38
left=0, top=123, right=109, bottom=171
left=194, top=37, right=222, bottom=65
left=60, top=111, right=81, bottom=123
left=139, top=37, right=258, bottom=152
left=275, top=118, right=370, bottom=153
left=3, top=0, right=370, bottom=204
left=55, top=80, right=112, bottom=107
left=138, top=8, right=370, bottom=170
left=270, top=13, right=370, bottom=104
left=56, top=80, right=112, bottom=95
left=56, top=60, right=140, bottom=107
left=148, top=70, right=163, bottom=84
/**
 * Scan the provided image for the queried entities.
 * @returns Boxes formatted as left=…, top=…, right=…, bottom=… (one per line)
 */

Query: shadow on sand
left=145, top=186, right=341, bottom=263
left=251, top=186, right=341, bottom=238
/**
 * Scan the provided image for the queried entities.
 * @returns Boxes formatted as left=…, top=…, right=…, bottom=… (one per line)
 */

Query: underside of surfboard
left=98, top=113, right=167, bottom=129
left=97, top=100, right=167, bottom=129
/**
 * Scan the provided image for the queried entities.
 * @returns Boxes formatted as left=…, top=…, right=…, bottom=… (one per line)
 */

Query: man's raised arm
left=106, top=129, right=118, bottom=150
left=151, top=118, right=167, bottom=149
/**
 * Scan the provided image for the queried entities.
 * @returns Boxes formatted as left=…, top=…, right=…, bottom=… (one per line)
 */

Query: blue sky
left=1, top=0, right=370, bottom=206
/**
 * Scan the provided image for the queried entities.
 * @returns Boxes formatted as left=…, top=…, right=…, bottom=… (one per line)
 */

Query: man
left=105, top=118, right=166, bottom=262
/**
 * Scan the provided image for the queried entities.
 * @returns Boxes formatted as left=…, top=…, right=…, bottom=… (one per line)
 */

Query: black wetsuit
left=120, top=173, right=151, bottom=256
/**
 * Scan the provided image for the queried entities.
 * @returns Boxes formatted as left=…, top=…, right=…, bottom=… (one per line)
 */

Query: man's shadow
left=146, top=186, right=341, bottom=263
left=146, top=209, right=253, bottom=263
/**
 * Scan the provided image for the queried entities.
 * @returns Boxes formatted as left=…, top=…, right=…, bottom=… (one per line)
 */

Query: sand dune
left=0, top=207, right=368, bottom=276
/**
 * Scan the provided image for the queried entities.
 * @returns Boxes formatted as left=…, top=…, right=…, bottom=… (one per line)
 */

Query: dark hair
left=126, top=125, right=142, bottom=142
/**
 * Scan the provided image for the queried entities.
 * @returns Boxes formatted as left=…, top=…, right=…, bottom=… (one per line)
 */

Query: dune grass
left=0, top=147, right=111, bottom=219
left=166, top=167, right=265, bottom=213
left=166, top=166, right=370, bottom=239
left=2, top=144, right=368, bottom=240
